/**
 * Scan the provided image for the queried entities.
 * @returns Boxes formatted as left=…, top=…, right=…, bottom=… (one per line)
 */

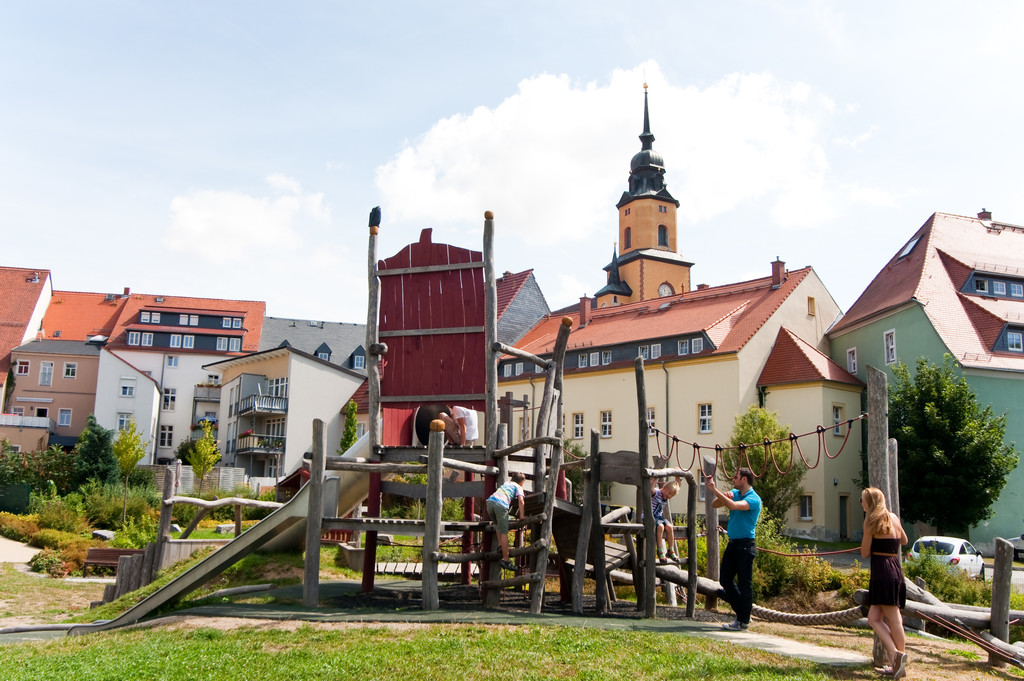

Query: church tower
left=595, top=84, right=693, bottom=307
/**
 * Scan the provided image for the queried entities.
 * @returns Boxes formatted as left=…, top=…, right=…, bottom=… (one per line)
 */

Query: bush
left=110, top=514, right=157, bottom=549
left=80, top=480, right=159, bottom=530
left=747, top=514, right=842, bottom=601
left=31, top=494, right=89, bottom=534
left=0, top=512, right=40, bottom=542
left=903, top=551, right=991, bottom=607
left=29, top=548, right=68, bottom=578
left=29, top=528, right=83, bottom=550
left=126, top=466, right=155, bottom=488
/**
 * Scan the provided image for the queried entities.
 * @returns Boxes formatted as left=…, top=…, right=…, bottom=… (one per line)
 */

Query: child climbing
left=651, top=476, right=681, bottom=563
left=486, top=471, right=527, bottom=572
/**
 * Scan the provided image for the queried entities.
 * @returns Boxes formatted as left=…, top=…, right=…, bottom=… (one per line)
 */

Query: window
left=159, top=425, right=173, bottom=448
left=356, top=423, right=367, bottom=438
left=141, top=332, right=153, bottom=346
left=8, top=444, right=20, bottom=453
left=117, top=413, right=132, bottom=431
left=884, top=329, right=897, bottom=365
left=15, top=360, right=29, bottom=376
left=39, top=361, right=53, bottom=386
left=141, top=311, right=151, bottom=323
left=318, top=351, right=329, bottom=360
left=658, top=205, right=667, bottom=214
left=692, top=338, right=704, bottom=353
left=624, top=227, right=631, bottom=249
left=994, top=281, right=1007, bottom=295
left=799, top=495, right=813, bottom=521
left=624, top=208, right=630, bottom=216
left=163, top=388, right=176, bottom=411
left=269, top=377, right=288, bottom=398
left=833, top=405, right=844, bottom=436
left=216, top=337, right=228, bottom=351
left=602, top=350, right=612, bottom=365
left=678, top=339, right=689, bottom=355
left=515, top=362, right=524, bottom=376
left=58, top=408, right=72, bottom=427
left=578, top=353, right=588, bottom=368
left=1012, top=283, right=1024, bottom=297
left=170, top=334, right=182, bottom=348
left=121, top=382, right=135, bottom=397
left=222, top=317, right=233, bottom=328
left=650, top=344, right=661, bottom=360
left=638, top=345, right=649, bottom=360
left=647, top=407, right=655, bottom=435
left=183, top=335, right=194, bottom=349
left=975, top=279, right=988, bottom=293
left=179, top=314, right=188, bottom=325
left=207, top=374, right=220, bottom=385
left=658, top=224, right=668, bottom=245
left=151, top=312, right=160, bottom=324
left=63, top=362, right=77, bottom=378
left=128, top=331, right=140, bottom=346
left=11, top=407, right=23, bottom=416
left=698, top=403, right=712, bottom=433
left=589, top=352, right=599, bottom=367
left=503, top=363, right=511, bottom=377
left=167, top=355, right=178, bottom=368
left=1008, top=331, right=1023, bottom=352
left=35, top=407, right=48, bottom=418
left=807, top=297, right=816, bottom=316
left=897, top=236, right=920, bottom=258
left=535, top=363, right=544, bottom=374
left=353, top=355, right=365, bottom=370
left=846, top=348, right=857, bottom=374
left=573, top=413, right=584, bottom=439
left=229, top=338, right=241, bottom=352
left=600, top=411, right=612, bottom=438
left=232, top=318, right=242, bottom=329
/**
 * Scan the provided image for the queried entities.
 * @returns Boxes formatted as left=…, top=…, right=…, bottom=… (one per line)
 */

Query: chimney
left=978, top=208, right=992, bottom=221
left=771, top=257, right=786, bottom=289
left=579, top=295, right=591, bottom=327
left=696, top=283, right=709, bottom=291
left=123, top=287, right=131, bottom=296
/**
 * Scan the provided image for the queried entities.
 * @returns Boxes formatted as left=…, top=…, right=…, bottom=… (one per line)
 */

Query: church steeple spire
left=617, top=84, right=678, bottom=207
left=639, top=82, right=655, bottom=151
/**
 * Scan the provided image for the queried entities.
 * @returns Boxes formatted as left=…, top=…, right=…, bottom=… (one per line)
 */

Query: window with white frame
left=222, top=317, right=233, bottom=328
left=353, top=355, right=365, bottom=369
left=600, top=410, right=612, bottom=438
left=121, top=382, right=135, bottom=397
left=141, top=311, right=151, bottom=323
left=207, top=374, right=220, bottom=385
left=15, top=360, right=29, bottom=376
left=692, top=337, right=704, bottom=353
left=128, top=331, right=140, bottom=346
left=884, top=329, right=897, bottom=365
left=229, top=338, right=241, bottom=352
left=159, top=425, right=173, bottom=448
left=807, top=297, right=816, bottom=316
left=233, top=318, right=242, bottom=329
left=269, top=377, right=288, bottom=398
left=141, top=332, right=153, bottom=346
left=318, top=351, right=329, bottom=360
left=975, top=279, right=988, bottom=293
left=503, top=363, right=511, bottom=377
left=63, top=362, right=77, bottom=378
left=678, top=339, right=689, bottom=355
left=183, top=335, right=195, bottom=349
left=58, top=408, right=72, bottom=427
left=650, top=344, right=661, bottom=359
left=356, top=423, right=367, bottom=438
left=11, top=407, right=23, bottom=416
left=589, top=352, right=599, bottom=367
left=117, top=413, right=132, bottom=431
left=151, top=312, right=160, bottom=324
left=8, top=444, right=21, bottom=453
left=163, top=388, right=176, bottom=411
left=39, top=361, right=53, bottom=386
left=216, top=337, right=228, bottom=351
left=35, top=407, right=47, bottom=418
left=1012, top=283, right=1024, bottom=297
left=647, top=407, right=655, bottom=435
left=994, top=281, right=1007, bottom=295
left=832, top=404, right=844, bottom=436
left=1008, top=331, right=1023, bottom=352
left=602, top=350, right=612, bottom=365
left=573, top=413, right=584, bottom=439
left=170, top=334, right=182, bottom=348
left=846, top=347, right=857, bottom=374
left=578, top=353, right=588, bottom=368
left=799, top=495, right=813, bottom=521
left=167, top=355, right=178, bottom=368
left=179, top=314, right=189, bottom=325
left=698, top=403, right=712, bottom=433
left=189, top=314, right=198, bottom=326
left=535, top=363, right=544, bottom=373
left=515, top=362, right=524, bottom=376
left=638, top=345, right=649, bottom=360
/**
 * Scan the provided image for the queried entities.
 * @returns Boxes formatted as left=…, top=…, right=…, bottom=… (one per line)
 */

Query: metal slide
left=67, top=433, right=373, bottom=636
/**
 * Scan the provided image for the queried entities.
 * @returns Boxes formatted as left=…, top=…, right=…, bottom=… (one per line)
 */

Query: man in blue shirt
left=707, top=467, right=762, bottom=631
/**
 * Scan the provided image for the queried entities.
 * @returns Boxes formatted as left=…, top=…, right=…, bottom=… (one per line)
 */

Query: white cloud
left=163, top=175, right=328, bottom=261
left=834, top=124, right=880, bottom=148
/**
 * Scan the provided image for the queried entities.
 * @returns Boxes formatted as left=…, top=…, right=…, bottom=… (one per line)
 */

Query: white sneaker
left=721, top=620, right=748, bottom=631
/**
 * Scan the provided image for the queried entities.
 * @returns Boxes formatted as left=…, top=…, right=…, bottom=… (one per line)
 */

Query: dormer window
left=993, top=281, right=1007, bottom=296
left=1008, top=331, right=1023, bottom=352
left=976, top=279, right=988, bottom=293
left=1012, top=283, right=1024, bottom=297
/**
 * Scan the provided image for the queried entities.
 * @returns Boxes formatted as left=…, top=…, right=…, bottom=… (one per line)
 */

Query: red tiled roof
left=0, top=267, right=51, bottom=376
left=512, top=267, right=813, bottom=357
left=831, top=211, right=1024, bottom=371
left=106, top=293, right=265, bottom=352
left=41, top=291, right=127, bottom=341
left=496, top=270, right=533, bottom=318
left=758, top=327, right=863, bottom=387
left=350, top=379, right=369, bottom=412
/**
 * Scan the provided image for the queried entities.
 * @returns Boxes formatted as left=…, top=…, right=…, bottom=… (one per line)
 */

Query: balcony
left=194, top=385, right=221, bottom=401
left=238, top=394, right=288, bottom=415
left=0, top=414, right=56, bottom=431
left=237, top=433, right=286, bottom=455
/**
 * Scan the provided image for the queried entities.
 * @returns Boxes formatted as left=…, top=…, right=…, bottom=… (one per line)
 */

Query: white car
left=907, top=536, right=986, bottom=577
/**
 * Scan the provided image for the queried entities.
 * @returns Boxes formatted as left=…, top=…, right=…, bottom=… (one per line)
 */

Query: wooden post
left=303, top=418, right=326, bottom=608
left=867, top=366, right=891, bottom=500
left=590, top=435, right=608, bottom=614
left=423, top=419, right=446, bottom=610
left=483, top=211, right=498, bottom=454
left=571, top=446, right=595, bottom=613
left=702, top=453, right=720, bottom=610
left=362, top=207, right=382, bottom=594
left=635, top=356, right=656, bottom=618
left=990, top=537, right=1013, bottom=668
left=153, top=465, right=175, bottom=582
left=233, top=503, right=243, bottom=537
left=685, top=472, right=697, bottom=618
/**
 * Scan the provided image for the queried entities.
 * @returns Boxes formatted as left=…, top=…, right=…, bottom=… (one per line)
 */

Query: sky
left=4, top=2, right=1024, bottom=324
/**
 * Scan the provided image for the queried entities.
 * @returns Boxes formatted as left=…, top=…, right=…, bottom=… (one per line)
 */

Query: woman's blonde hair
left=862, top=487, right=894, bottom=537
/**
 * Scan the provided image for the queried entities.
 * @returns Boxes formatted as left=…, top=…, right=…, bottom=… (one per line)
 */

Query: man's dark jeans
left=719, top=538, right=756, bottom=624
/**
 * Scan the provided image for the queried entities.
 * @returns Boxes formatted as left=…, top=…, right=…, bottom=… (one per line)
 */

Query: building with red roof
left=0, top=267, right=52, bottom=409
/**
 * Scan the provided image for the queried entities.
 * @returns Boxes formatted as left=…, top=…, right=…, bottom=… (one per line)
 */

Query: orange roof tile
left=106, top=293, right=265, bottom=353
left=41, top=291, right=127, bottom=341
left=758, top=327, right=863, bottom=387
left=0, top=267, right=51, bottom=376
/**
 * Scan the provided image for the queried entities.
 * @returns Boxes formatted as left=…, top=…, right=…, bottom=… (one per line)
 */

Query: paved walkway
left=0, top=536, right=39, bottom=564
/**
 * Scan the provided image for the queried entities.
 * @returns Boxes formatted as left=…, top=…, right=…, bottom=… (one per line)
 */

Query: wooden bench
left=84, top=547, right=145, bottom=574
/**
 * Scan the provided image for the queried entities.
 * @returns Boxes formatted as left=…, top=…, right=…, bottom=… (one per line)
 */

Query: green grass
left=0, top=623, right=840, bottom=680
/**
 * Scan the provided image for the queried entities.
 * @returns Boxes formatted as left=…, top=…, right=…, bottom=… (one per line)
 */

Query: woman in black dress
left=860, top=487, right=909, bottom=678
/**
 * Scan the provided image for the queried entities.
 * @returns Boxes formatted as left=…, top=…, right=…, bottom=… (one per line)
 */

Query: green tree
left=337, top=399, right=359, bottom=454
left=112, top=419, right=149, bottom=524
left=889, top=355, right=1018, bottom=534
left=73, top=414, right=118, bottom=488
left=726, top=405, right=804, bottom=521
left=187, top=421, right=221, bottom=495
